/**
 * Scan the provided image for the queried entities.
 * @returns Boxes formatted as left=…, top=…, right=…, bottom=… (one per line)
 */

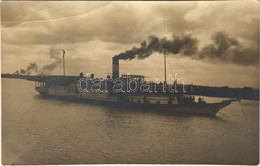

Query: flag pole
left=62, top=50, right=65, bottom=77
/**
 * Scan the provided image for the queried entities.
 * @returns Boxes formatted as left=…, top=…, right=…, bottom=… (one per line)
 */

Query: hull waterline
left=37, top=89, right=233, bottom=116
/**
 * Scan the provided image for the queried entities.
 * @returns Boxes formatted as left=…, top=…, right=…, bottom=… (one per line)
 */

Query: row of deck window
left=51, top=86, right=66, bottom=91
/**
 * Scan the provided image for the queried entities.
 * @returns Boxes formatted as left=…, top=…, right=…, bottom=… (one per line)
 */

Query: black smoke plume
left=17, top=63, right=38, bottom=75
left=40, top=47, right=62, bottom=74
left=198, top=31, right=258, bottom=65
left=14, top=47, right=63, bottom=75
left=114, top=32, right=258, bottom=66
left=114, top=33, right=198, bottom=60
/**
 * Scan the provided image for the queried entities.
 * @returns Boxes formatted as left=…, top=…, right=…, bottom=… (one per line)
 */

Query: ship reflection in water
left=2, top=79, right=259, bottom=164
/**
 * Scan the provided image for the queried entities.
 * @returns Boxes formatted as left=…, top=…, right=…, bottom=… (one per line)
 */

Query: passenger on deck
left=198, top=97, right=206, bottom=104
left=143, top=95, right=147, bottom=103
left=198, top=97, right=202, bottom=103
left=168, top=96, right=173, bottom=104
left=177, top=95, right=181, bottom=104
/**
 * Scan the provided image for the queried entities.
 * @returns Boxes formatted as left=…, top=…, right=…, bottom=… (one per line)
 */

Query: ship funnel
left=112, top=57, right=119, bottom=79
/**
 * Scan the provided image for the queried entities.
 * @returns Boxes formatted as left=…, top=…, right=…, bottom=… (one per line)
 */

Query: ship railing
left=35, top=81, right=46, bottom=88
left=127, top=96, right=179, bottom=104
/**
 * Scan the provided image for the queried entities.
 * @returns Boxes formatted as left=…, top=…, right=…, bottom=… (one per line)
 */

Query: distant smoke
left=40, top=47, right=62, bottom=74
left=114, top=33, right=198, bottom=60
left=16, top=63, right=38, bottom=75
left=198, top=31, right=258, bottom=65
left=114, top=32, right=258, bottom=66
left=14, top=46, right=63, bottom=75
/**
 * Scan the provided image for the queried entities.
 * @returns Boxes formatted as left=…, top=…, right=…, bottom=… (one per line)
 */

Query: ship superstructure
left=35, top=52, right=238, bottom=116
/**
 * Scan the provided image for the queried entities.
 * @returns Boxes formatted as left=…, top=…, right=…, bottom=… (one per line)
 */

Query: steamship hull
left=36, top=87, right=232, bottom=116
left=129, top=101, right=232, bottom=115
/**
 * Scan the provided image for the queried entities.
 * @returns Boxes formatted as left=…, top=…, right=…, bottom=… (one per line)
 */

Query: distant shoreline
left=2, top=73, right=259, bottom=101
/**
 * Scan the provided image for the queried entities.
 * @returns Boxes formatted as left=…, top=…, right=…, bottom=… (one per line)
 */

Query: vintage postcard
left=1, top=0, right=259, bottom=164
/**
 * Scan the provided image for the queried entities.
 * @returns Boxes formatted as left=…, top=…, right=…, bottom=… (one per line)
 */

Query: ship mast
left=62, top=50, right=65, bottom=77
left=163, top=44, right=168, bottom=88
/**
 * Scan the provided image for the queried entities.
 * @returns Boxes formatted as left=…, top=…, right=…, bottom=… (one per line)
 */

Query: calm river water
left=2, top=78, right=259, bottom=164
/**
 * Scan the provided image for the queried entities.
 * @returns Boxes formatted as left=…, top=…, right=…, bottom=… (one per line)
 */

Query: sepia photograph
left=1, top=0, right=259, bottom=164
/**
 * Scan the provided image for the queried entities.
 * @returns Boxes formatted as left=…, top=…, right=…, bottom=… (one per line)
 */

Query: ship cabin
left=34, top=74, right=198, bottom=105
left=35, top=75, right=80, bottom=96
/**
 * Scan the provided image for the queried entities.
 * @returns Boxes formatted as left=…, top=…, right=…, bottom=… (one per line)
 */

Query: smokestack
left=62, top=50, right=65, bottom=77
left=112, top=57, right=119, bottom=79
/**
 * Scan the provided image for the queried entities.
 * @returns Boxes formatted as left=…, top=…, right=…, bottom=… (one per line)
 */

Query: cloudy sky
left=1, top=1, right=259, bottom=88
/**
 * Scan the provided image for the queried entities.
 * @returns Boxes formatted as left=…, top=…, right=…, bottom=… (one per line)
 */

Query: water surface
left=2, top=79, right=259, bottom=164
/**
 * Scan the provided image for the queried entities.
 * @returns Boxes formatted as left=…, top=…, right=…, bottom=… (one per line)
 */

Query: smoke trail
left=40, top=47, right=62, bottom=74
left=114, top=33, right=198, bottom=60
left=13, top=70, right=19, bottom=75
left=114, top=32, right=258, bottom=66
left=20, top=68, right=26, bottom=74
left=27, top=63, right=38, bottom=72
left=18, top=63, right=38, bottom=75
left=14, top=47, right=63, bottom=75
left=198, top=31, right=258, bottom=65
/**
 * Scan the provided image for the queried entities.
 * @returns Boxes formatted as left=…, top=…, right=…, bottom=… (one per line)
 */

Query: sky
left=1, top=1, right=259, bottom=88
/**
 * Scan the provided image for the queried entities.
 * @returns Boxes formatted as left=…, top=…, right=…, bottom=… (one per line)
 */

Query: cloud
left=2, top=1, right=258, bottom=48
left=2, top=2, right=166, bottom=45
left=1, top=1, right=111, bottom=27
left=197, top=31, right=258, bottom=66
left=184, top=2, right=213, bottom=22
left=1, top=1, right=259, bottom=88
left=182, top=1, right=258, bottom=43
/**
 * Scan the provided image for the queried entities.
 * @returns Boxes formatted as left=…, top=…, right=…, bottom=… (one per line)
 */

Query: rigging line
left=149, top=54, right=162, bottom=79
left=173, top=58, right=207, bottom=85
left=168, top=57, right=181, bottom=81
left=167, top=58, right=177, bottom=86
left=167, top=57, right=176, bottom=79
left=170, top=57, right=190, bottom=84
left=154, top=55, right=162, bottom=79
left=169, top=57, right=194, bottom=85
left=155, top=54, right=164, bottom=80
left=169, top=57, right=177, bottom=75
